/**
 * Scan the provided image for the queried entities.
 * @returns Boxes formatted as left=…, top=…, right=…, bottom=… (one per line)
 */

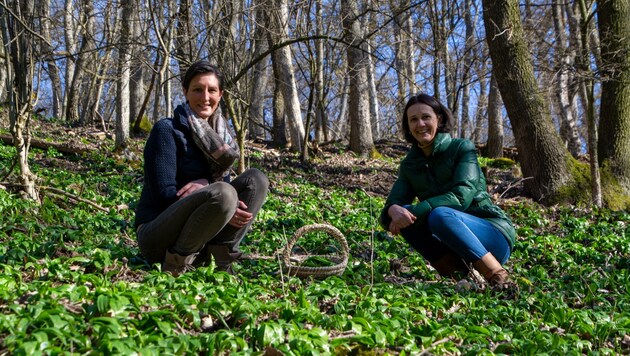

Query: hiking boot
left=162, top=249, right=198, bottom=277
left=473, top=252, right=513, bottom=288
left=431, top=252, right=469, bottom=278
left=206, top=244, right=242, bottom=275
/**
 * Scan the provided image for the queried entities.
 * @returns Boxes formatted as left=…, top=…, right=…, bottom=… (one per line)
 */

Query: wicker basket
left=282, top=224, right=349, bottom=278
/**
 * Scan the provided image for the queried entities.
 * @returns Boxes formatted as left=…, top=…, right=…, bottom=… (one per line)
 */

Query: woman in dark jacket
left=135, top=61, right=269, bottom=276
left=380, top=93, right=516, bottom=287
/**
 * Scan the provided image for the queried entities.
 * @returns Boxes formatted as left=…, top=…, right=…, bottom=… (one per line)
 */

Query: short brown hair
left=182, top=61, right=224, bottom=91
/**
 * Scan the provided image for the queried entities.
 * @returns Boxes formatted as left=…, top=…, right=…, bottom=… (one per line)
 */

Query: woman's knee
left=209, top=181, right=239, bottom=206
left=428, top=206, right=455, bottom=226
left=244, top=168, right=269, bottom=191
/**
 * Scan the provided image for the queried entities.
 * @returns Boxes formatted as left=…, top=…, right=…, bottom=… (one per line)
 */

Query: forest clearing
left=1, top=0, right=630, bottom=353
left=1, top=121, right=629, bottom=354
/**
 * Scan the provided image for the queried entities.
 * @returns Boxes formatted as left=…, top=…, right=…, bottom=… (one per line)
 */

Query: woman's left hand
left=229, top=200, right=253, bottom=228
left=177, top=178, right=210, bottom=199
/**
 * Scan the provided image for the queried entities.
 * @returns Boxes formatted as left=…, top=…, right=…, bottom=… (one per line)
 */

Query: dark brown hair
left=401, top=93, right=453, bottom=144
left=182, top=61, right=224, bottom=91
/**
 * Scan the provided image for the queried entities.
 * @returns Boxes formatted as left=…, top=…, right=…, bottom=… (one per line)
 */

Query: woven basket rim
left=282, top=223, right=349, bottom=278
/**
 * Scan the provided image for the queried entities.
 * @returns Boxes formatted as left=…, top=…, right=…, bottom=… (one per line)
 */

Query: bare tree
left=552, top=0, right=582, bottom=158
left=363, top=2, right=380, bottom=141
left=342, top=0, right=374, bottom=156
left=115, top=0, right=134, bottom=149
left=313, top=0, right=329, bottom=144
left=0, top=34, right=6, bottom=103
left=459, top=0, right=477, bottom=139
left=247, top=0, right=270, bottom=141
left=392, top=0, right=416, bottom=119
left=269, top=0, right=305, bottom=152
left=483, top=0, right=578, bottom=202
left=63, top=0, right=78, bottom=118
left=150, top=0, right=175, bottom=123
left=573, top=0, right=601, bottom=207
left=271, top=52, right=288, bottom=148
left=40, top=0, right=63, bottom=120
left=597, top=0, right=630, bottom=206
left=129, top=0, right=145, bottom=130
left=471, top=53, right=489, bottom=144
left=65, top=0, right=96, bottom=124
left=486, top=74, right=503, bottom=158
left=174, top=0, right=195, bottom=72
left=0, top=0, right=39, bottom=201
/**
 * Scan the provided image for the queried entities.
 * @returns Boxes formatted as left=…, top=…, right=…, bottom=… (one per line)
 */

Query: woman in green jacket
left=380, top=93, right=516, bottom=287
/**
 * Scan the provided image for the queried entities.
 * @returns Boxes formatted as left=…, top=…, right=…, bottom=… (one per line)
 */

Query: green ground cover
left=1, top=142, right=629, bottom=355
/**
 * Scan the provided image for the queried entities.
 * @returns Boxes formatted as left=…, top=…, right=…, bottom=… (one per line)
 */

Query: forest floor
left=18, top=118, right=531, bottom=286
left=25, top=116, right=530, bottom=204
left=2, top=117, right=630, bottom=354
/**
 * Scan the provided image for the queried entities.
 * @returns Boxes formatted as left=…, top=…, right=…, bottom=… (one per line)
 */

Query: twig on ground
left=499, top=177, right=533, bottom=200
left=41, top=186, right=110, bottom=212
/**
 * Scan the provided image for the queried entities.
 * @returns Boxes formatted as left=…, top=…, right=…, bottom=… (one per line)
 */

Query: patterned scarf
left=184, top=103, right=239, bottom=179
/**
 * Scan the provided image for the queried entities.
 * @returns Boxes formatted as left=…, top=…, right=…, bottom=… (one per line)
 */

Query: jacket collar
left=174, top=104, right=190, bottom=129
left=408, top=133, right=452, bottom=159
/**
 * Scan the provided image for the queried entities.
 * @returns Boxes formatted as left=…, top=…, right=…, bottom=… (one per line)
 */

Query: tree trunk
left=247, top=0, right=269, bottom=141
left=0, top=36, right=7, bottom=103
left=460, top=0, right=476, bottom=139
left=574, top=0, right=601, bottom=207
left=270, top=0, right=305, bottom=152
left=271, top=56, right=288, bottom=148
left=428, top=0, right=443, bottom=101
left=597, top=0, right=630, bottom=202
left=483, top=0, right=574, bottom=201
left=335, top=73, right=350, bottom=141
left=63, top=0, right=78, bottom=118
left=486, top=74, right=503, bottom=158
left=150, top=0, right=175, bottom=123
left=174, top=0, right=195, bottom=72
left=363, top=0, right=379, bottom=141
left=130, top=0, right=144, bottom=131
left=1, top=0, right=39, bottom=201
left=392, top=0, right=414, bottom=135
left=314, top=0, right=328, bottom=144
left=115, top=0, right=133, bottom=149
left=552, top=0, right=582, bottom=158
left=65, top=0, right=96, bottom=125
left=41, top=0, right=63, bottom=119
left=472, top=54, right=488, bottom=144
left=342, top=0, right=374, bottom=156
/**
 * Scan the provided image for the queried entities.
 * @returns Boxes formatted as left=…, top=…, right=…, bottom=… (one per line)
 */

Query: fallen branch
left=41, top=186, right=110, bottom=213
left=499, top=177, right=533, bottom=200
left=0, top=133, right=92, bottom=155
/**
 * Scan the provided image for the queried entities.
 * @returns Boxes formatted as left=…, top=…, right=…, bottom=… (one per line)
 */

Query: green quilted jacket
left=379, top=133, right=516, bottom=250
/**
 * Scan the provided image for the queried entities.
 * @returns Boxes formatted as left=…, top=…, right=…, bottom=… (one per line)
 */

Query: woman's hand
left=228, top=200, right=253, bottom=228
left=177, top=178, right=210, bottom=199
left=388, top=204, right=416, bottom=235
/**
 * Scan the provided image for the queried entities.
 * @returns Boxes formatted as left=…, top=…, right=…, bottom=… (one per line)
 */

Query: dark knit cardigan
left=135, top=105, right=230, bottom=227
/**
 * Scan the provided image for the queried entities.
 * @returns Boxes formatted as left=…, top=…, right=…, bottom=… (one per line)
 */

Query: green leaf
left=96, top=295, right=109, bottom=314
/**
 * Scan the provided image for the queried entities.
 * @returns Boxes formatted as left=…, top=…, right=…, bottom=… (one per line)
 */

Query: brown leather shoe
left=430, top=252, right=469, bottom=278
left=473, top=252, right=513, bottom=288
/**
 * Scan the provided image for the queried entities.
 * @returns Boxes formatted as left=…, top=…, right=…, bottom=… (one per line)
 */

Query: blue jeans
left=401, top=206, right=510, bottom=264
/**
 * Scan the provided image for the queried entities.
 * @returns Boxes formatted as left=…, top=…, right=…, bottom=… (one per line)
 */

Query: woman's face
left=183, top=72, right=223, bottom=120
left=407, top=103, right=440, bottom=150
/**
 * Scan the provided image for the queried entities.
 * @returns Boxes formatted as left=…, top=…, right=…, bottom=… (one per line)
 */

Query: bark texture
left=597, top=0, right=630, bottom=197
left=483, top=0, right=573, bottom=201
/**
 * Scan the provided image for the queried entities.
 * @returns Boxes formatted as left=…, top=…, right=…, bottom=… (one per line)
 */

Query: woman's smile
left=406, top=103, right=440, bottom=154
left=183, top=73, right=223, bottom=120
